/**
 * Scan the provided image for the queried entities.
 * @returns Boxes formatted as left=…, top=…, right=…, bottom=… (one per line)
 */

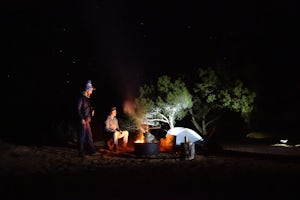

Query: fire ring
left=134, top=142, right=159, bottom=156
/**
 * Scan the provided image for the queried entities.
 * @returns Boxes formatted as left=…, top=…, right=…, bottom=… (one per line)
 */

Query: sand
left=1, top=140, right=300, bottom=199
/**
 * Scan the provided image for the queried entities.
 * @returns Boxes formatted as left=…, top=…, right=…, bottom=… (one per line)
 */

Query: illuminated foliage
left=136, top=75, right=193, bottom=129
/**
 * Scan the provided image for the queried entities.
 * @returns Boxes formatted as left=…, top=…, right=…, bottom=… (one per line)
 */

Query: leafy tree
left=135, top=75, right=193, bottom=130
left=189, top=67, right=256, bottom=136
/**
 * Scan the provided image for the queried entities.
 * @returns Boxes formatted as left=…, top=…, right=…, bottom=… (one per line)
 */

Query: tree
left=189, top=67, right=256, bottom=137
left=135, top=75, right=193, bottom=130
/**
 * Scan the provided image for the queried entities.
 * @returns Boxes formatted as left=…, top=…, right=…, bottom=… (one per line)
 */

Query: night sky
left=3, top=1, right=300, bottom=142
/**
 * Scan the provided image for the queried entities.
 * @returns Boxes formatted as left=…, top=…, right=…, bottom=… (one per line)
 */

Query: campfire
left=133, top=124, right=160, bottom=156
left=123, top=100, right=175, bottom=155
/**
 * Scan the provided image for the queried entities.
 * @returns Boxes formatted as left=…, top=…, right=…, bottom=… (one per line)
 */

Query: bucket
left=180, top=142, right=195, bottom=160
left=134, top=142, right=159, bottom=156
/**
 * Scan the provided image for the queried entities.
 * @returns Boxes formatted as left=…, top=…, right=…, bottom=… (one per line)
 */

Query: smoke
left=123, top=99, right=136, bottom=117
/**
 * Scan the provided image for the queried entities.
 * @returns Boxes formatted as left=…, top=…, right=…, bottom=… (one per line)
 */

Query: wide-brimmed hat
left=85, top=80, right=96, bottom=91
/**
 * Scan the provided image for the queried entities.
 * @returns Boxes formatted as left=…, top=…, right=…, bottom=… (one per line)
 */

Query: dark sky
left=4, top=1, right=300, bottom=138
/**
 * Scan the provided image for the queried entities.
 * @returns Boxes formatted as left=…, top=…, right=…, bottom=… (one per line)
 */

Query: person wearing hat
left=104, top=106, right=129, bottom=152
left=76, top=80, right=100, bottom=157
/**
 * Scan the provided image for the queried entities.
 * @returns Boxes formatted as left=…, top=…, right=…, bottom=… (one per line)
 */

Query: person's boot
left=113, top=144, right=118, bottom=153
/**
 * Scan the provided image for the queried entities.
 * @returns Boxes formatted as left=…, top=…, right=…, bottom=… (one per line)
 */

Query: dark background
left=3, top=1, right=300, bottom=144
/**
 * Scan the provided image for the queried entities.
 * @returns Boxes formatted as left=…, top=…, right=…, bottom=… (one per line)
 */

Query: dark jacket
left=77, top=93, right=93, bottom=122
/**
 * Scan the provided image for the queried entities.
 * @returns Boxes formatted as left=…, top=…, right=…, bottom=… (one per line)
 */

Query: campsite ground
left=1, top=138, right=300, bottom=200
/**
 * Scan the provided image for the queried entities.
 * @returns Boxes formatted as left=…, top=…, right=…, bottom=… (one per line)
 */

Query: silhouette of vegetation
left=189, top=67, right=256, bottom=137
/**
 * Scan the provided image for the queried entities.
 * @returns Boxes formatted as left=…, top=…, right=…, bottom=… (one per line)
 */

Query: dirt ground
left=1, top=139, right=300, bottom=200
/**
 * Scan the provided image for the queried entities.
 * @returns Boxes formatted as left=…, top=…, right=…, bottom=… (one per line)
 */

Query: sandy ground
left=1, top=140, right=300, bottom=200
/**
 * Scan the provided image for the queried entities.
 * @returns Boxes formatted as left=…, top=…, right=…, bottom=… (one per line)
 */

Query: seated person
left=104, top=107, right=129, bottom=152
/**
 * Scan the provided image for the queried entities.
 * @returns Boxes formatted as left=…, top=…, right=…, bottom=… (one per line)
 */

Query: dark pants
left=77, top=122, right=97, bottom=156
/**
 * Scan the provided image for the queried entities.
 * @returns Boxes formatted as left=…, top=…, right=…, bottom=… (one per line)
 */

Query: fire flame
left=134, top=131, right=145, bottom=143
left=123, top=99, right=175, bottom=151
left=159, top=135, right=174, bottom=151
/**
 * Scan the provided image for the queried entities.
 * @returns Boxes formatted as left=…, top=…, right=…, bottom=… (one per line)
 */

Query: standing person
left=76, top=80, right=100, bottom=158
left=104, top=107, right=129, bottom=152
